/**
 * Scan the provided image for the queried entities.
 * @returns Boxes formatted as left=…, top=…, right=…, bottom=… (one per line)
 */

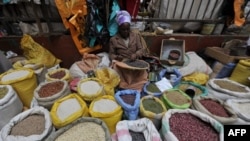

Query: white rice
left=80, top=80, right=102, bottom=95
left=1, top=70, right=30, bottom=82
left=93, top=99, right=118, bottom=113
left=56, top=98, right=81, bottom=121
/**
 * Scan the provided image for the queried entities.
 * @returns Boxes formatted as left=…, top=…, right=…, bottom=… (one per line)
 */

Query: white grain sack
left=1, top=70, right=29, bottom=82
left=231, top=102, right=250, bottom=117
left=56, top=98, right=81, bottom=121
left=80, top=80, right=102, bottom=95
left=55, top=122, right=105, bottom=141
left=93, top=99, right=118, bottom=113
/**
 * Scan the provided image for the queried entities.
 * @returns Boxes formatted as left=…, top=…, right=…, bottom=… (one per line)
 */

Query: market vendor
left=109, top=10, right=146, bottom=61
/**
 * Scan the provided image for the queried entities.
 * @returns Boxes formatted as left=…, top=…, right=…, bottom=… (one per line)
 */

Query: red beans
left=49, top=70, right=66, bottom=79
left=170, top=113, right=219, bottom=141
left=120, top=94, right=136, bottom=105
left=38, top=81, right=64, bottom=98
left=200, top=99, right=229, bottom=117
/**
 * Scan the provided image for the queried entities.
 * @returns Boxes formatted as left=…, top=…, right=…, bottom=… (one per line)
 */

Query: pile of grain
left=55, top=122, right=105, bottom=141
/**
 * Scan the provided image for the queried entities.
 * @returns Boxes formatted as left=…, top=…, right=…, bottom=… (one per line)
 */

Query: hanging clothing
left=118, top=0, right=140, bottom=18
left=234, top=0, right=246, bottom=26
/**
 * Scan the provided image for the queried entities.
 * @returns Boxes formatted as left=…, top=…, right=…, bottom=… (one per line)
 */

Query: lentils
left=49, top=70, right=66, bottom=79
left=200, top=99, right=229, bottom=117
left=120, top=94, right=136, bottom=105
left=164, top=91, right=190, bottom=105
left=170, top=113, right=219, bottom=141
left=146, top=83, right=161, bottom=93
left=0, top=86, right=8, bottom=99
left=214, top=80, right=248, bottom=93
left=10, top=114, right=45, bottom=136
left=38, top=81, right=64, bottom=98
left=142, top=99, right=163, bottom=114
left=55, top=122, right=105, bottom=141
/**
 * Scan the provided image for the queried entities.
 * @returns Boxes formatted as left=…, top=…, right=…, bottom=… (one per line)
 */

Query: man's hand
left=115, top=55, right=123, bottom=61
left=130, top=54, right=137, bottom=61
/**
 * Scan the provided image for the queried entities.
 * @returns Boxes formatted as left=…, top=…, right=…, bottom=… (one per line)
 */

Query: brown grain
left=38, top=81, right=64, bottom=98
left=10, top=114, right=45, bottom=136
left=214, top=80, right=248, bottom=93
left=165, top=91, right=190, bottom=105
left=49, top=70, right=66, bottom=79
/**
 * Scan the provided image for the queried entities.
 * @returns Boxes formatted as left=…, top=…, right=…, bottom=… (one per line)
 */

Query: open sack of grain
left=45, top=68, right=71, bottom=82
left=12, top=61, right=47, bottom=84
left=46, top=117, right=111, bottom=141
left=206, top=78, right=250, bottom=101
left=0, top=68, right=37, bottom=108
left=160, top=89, right=192, bottom=109
left=159, top=68, right=182, bottom=87
left=115, top=89, right=141, bottom=120
left=69, top=52, right=111, bottom=78
left=0, top=106, right=53, bottom=141
left=160, top=109, right=224, bottom=141
left=140, top=95, right=167, bottom=130
left=192, top=96, right=238, bottom=124
left=77, top=77, right=105, bottom=102
left=112, top=118, right=162, bottom=141
left=225, top=99, right=250, bottom=124
left=0, top=85, right=23, bottom=130
left=142, top=82, right=162, bottom=97
left=33, top=80, right=71, bottom=110
left=20, top=34, right=61, bottom=69
left=95, top=67, right=120, bottom=96
left=89, top=95, right=123, bottom=134
left=174, top=81, right=208, bottom=98
left=112, top=60, right=149, bottom=91
left=50, top=94, right=89, bottom=129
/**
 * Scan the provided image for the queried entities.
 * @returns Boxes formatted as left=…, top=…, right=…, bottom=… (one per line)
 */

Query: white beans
left=55, top=122, right=105, bottom=141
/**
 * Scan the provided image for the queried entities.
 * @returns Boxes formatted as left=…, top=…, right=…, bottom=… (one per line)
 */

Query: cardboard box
left=204, top=47, right=250, bottom=64
left=160, top=39, right=185, bottom=66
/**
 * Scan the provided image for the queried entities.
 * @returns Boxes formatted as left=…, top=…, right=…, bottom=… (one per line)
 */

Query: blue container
left=216, top=62, right=236, bottom=78
left=115, top=89, right=140, bottom=120
left=159, top=68, right=182, bottom=87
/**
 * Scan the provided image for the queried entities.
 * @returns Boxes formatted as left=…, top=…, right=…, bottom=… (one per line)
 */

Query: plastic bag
left=20, top=34, right=61, bottom=68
